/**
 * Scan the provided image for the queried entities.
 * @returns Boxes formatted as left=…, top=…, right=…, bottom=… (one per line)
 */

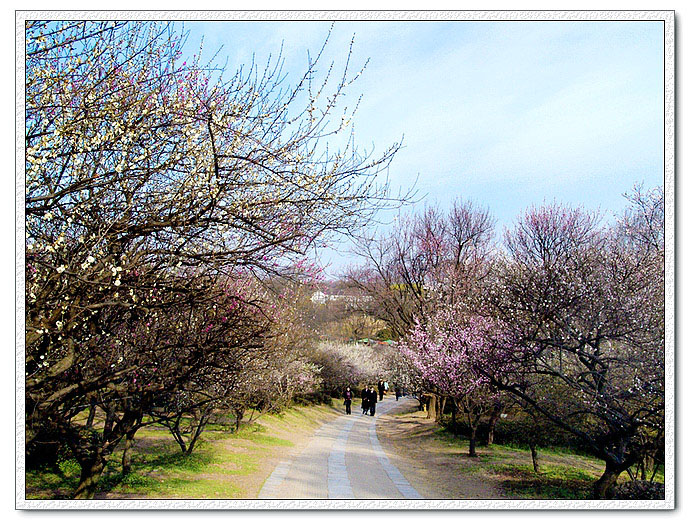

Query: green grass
left=93, top=427, right=273, bottom=497
left=259, top=403, right=340, bottom=430
left=488, top=462, right=599, bottom=499
left=100, top=440, right=259, bottom=498
left=428, top=422, right=663, bottom=499
left=427, top=421, right=622, bottom=499
left=26, top=461, right=81, bottom=499
left=227, top=422, right=294, bottom=447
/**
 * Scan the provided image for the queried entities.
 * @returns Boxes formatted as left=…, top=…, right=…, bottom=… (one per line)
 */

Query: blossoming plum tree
left=486, top=195, right=664, bottom=498
left=347, top=200, right=498, bottom=424
left=399, top=307, right=509, bottom=456
left=24, top=20, right=401, bottom=498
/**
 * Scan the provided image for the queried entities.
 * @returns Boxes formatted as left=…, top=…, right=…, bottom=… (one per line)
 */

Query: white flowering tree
left=25, top=20, right=400, bottom=498
left=486, top=194, right=664, bottom=499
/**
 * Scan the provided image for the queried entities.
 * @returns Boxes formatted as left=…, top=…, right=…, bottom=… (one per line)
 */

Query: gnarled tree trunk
left=426, top=394, right=436, bottom=420
left=73, top=454, right=106, bottom=499
left=85, top=396, right=97, bottom=429
left=437, top=396, right=446, bottom=423
left=591, top=460, right=628, bottom=499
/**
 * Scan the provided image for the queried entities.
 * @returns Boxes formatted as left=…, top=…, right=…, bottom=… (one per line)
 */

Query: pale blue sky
left=180, top=20, right=664, bottom=275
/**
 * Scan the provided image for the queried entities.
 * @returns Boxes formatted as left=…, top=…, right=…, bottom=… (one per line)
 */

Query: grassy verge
left=432, top=425, right=663, bottom=500
left=26, top=402, right=341, bottom=500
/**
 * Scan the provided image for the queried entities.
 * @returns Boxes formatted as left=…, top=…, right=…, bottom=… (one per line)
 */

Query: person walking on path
left=344, top=387, right=353, bottom=415
left=378, top=380, right=385, bottom=402
left=369, top=386, right=378, bottom=416
left=361, top=386, right=370, bottom=415
left=395, top=385, right=401, bottom=401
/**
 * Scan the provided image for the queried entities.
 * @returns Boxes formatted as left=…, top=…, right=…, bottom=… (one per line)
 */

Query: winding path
left=258, top=397, right=423, bottom=499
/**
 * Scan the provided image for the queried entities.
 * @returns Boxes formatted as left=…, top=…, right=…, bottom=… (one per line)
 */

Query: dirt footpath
left=375, top=398, right=506, bottom=499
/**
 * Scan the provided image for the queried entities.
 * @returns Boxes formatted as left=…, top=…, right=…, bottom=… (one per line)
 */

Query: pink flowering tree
left=399, top=307, right=509, bottom=457
left=347, top=200, right=498, bottom=428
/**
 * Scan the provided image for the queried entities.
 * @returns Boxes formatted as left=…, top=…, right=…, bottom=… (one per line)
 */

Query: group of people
left=342, top=380, right=394, bottom=416
left=361, top=385, right=379, bottom=416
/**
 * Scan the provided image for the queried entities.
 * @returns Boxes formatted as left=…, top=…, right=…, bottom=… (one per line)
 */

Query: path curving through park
left=258, top=397, right=423, bottom=499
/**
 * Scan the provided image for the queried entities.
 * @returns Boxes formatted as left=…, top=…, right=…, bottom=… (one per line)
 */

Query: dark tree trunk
left=437, top=396, right=447, bottom=423
left=640, top=451, right=657, bottom=482
left=85, top=397, right=97, bottom=429
left=103, top=406, right=116, bottom=437
left=121, top=430, right=136, bottom=476
left=234, top=407, right=244, bottom=432
left=468, top=427, right=478, bottom=457
left=170, top=422, right=188, bottom=454
left=529, top=441, right=540, bottom=473
left=60, top=393, right=149, bottom=499
left=184, top=412, right=210, bottom=455
left=450, top=398, right=458, bottom=435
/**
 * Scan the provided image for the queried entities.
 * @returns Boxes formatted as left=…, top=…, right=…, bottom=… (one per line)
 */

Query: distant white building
left=310, top=290, right=329, bottom=304
left=310, top=290, right=372, bottom=306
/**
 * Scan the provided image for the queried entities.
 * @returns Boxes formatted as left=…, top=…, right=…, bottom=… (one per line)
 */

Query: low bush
left=442, top=413, right=593, bottom=455
left=292, top=391, right=333, bottom=406
left=612, top=480, right=665, bottom=500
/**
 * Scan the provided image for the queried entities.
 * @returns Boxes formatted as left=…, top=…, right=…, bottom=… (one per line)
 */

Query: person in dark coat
left=344, top=387, right=353, bottom=415
left=378, top=380, right=385, bottom=401
left=395, top=385, right=402, bottom=401
left=369, top=386, right=378, bottom=416
left=361, top=386, right=370, bottom=415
